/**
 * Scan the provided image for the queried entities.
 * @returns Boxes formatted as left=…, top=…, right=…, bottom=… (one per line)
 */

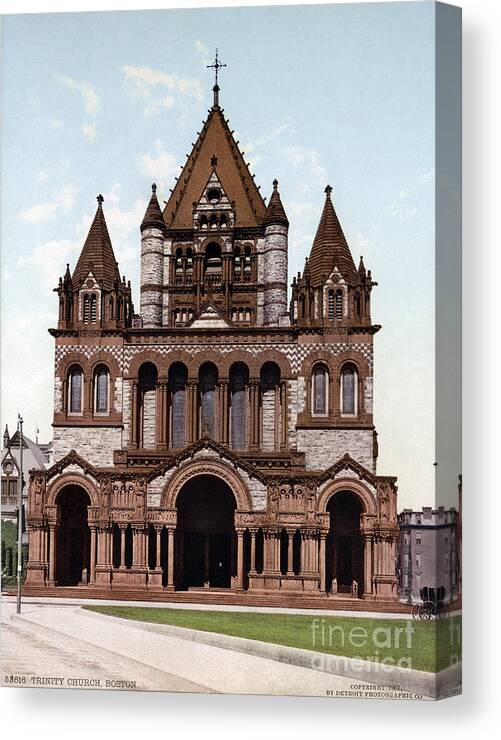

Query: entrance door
left=176, top=474, right=237, bottom=590
left=55, top=485, right=91, bottom=586
left=210, top=533, right=232, bottom=588
left=326, top=491, right=364, bottom=596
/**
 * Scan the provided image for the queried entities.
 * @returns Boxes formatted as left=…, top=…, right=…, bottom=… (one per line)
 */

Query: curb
left=81, top=608, right=462, bottom=699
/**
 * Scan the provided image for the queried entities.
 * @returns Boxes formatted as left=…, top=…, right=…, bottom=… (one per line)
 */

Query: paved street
left=1, top=599, right=376, bottom=696
left=1, top=601, right=210, bottom=693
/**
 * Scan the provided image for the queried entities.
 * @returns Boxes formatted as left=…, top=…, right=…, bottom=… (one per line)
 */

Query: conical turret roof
left=141, top=183, right=165, bottom=230
left=73, top=195, right=121, bottom=290
left=308, top=186, right=358, bottom=286
left=263, top=179, right=289, bottom=227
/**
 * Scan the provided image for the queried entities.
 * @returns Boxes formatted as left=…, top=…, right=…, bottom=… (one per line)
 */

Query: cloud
left=136, top=140, right=179, bottom=189
left=55, top=74, right=100, bottom=117
left=18, top=238, right=81, bottom=290
left=54, top=73, right=99, bottom=140
left=122, top=64, right=203, bottom=117
left=48, top=117, right=64, bottom=129
left=195, top=40, right=210, bottom=65
left=281, top=144, right=327, bottom=183
left=82, top=123, right=97, bottom=141
left=384, top=169, right=434, bottom=221
left=21, top=184, right=79, bottom=224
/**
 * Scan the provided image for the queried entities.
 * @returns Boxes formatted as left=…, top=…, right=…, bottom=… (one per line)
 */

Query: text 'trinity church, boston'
left=26, top=55, right=399, bottom=606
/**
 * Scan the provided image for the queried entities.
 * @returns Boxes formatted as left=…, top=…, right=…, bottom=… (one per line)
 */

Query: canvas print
left=0, top=1, right=461, bottom=700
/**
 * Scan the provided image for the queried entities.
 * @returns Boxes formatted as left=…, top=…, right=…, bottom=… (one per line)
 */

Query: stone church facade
left=26, top=81, right=399, bottom=603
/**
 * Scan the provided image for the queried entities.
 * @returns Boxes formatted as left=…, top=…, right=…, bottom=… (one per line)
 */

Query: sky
left=0, top=2, right=454, bottom=509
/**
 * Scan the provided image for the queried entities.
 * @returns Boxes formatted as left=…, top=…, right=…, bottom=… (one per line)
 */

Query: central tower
left=140, top=70, right=289, bottom=330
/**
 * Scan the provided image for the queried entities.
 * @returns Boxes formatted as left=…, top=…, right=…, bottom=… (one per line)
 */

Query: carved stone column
left=219, top=380, right=229, bottom=445
left=236, top=529, right=245, bottom=591
left=155, top=526, right=162, bottom=569
left=280, top=381, right=288, bottom=450
left=119, top=524, right=126, bottom=568
left=131, top=380, right=139, bottom=448
left=187, top=380, right=198, bottom=443
left=249, top=529, right=257, bottom=574
left=249, top=380, right=260, bottom=450
left=157, top=380, right=168, bottom=449
left=167, top=527, right=175, bottom=591
left=287, top=529, right=294, bottom=575
left=48, top=525, right=57, bottom=585
left=363, top=534, right=373, bottom=597
left=319, top=533, right=327, bottom=593
left=89, top=526, right=97, bottom=582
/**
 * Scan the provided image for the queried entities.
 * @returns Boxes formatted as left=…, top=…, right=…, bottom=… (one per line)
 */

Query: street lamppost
left=2, top=421, right=23, bottom=612
left=16, top=415, right=24, bottom=613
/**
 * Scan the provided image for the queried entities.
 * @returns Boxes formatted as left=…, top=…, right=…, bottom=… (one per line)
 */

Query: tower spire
left=207, top=48, right=227, bottom=108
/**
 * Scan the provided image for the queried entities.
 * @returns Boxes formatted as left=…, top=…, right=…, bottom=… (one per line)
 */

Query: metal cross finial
left=207, top=48, right=227, bottom=87
left=97, top=193, right=104, bottom=205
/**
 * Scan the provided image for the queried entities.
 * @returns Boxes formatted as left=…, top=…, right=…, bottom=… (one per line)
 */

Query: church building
left=25, top=70, right=399, bottom=604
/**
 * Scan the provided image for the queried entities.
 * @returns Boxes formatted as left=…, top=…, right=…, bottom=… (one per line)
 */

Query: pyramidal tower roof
left=141, top=183, right=164, bottom=230
left=73, top=195, right=121, bottom=290
left=308, top=185, right=358, bottom=286
left=263, top=179, right=289, bottom=227
left=162, top=97, right=266, bottom=229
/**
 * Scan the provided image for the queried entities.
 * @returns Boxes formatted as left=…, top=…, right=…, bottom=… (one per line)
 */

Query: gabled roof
left=163, top=106, right=266, bottom=229
left=187, top=301, right=232, bottom=329
left=4, top=432, right=49, bottom=469
left=308, top=186, right=358, bottom=286
left=73, top=195, right=121, bottom=290
left=263, top=179, right=288, bottom=227
left=141, top=183, right=165, bottom=231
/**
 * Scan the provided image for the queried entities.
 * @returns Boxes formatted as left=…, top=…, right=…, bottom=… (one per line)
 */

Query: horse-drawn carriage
left=411, top=586, right=450, bottom=620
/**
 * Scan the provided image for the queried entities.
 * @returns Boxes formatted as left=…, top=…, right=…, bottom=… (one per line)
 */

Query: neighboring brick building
left=25, top=77, right=399, bottom=604
left=397, top=507, right=460, bottom=604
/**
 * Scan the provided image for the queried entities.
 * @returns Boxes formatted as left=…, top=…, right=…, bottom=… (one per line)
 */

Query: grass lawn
left=84, top=605, right=461, bottom=673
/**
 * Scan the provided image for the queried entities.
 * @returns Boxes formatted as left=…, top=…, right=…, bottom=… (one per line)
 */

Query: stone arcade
left=25, top=75, right=399, bottom=604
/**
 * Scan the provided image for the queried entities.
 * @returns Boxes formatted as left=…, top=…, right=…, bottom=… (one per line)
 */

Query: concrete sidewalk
left=5, top=602, right=406, bottom=698
left=2, top=593, right=453, bottom=620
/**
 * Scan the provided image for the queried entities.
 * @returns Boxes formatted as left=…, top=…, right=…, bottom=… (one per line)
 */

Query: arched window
left=230, top=363, right=249, bottom=449
left=328, top=290, right=335, bottom=320
left=83, top=294, right=90, bottom=323
left=312, top=365, right=328, bottom=416
left=204, top=242, right=222, bottom=274
left=200, top=215, right=208, bottom=229
left=175, top=248, right=183, bottom=272
left=138, top=362, right=158, bottom=448
left=335, top=290, right=343, bottom=320
left=90, top=293, right=97, bottom=322
left=68, top=367, right=83, bottom=413
left=220, top=214, right=228, bottom=229
left=169, top=363, right=187, bottom=448
left=244, top=245, right=252, bottom=271
left=355, top=293, right=361, bottom=317
left=260, top=362, right=281, bottom=451
left=94, top=365, right=109, bottom=414
left=199, top=362, right=218, bottom=439
left=299, top=295, right=305, bottom=319
left=341, top=365, right=357, bottom=416
left=186, top=248, right=193, bottom=272
left=209, top=214, right=218, bottom=229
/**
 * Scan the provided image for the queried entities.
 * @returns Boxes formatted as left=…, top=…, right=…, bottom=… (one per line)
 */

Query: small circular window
left=207, top=188, right=221, bottom=204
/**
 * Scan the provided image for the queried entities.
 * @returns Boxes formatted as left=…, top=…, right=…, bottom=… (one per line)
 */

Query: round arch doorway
left=55, top=485, right=91, bottom=586
left=176, top=474, right=236, bottom=589
left=326, top=491, right=364, bottom=596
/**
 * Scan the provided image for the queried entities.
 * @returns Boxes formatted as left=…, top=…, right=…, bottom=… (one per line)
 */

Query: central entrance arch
left=326, top=490, right=364, bottom=596
left=55, top=485, right=91, bottom=586
left=176, top=474, right=237, bottom=589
